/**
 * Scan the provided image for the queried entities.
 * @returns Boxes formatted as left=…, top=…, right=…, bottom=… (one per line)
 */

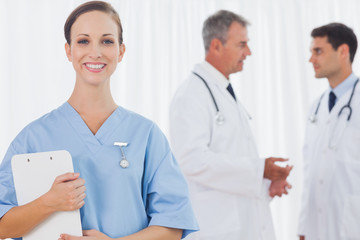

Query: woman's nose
left=89, top=44, right=102, bottom=59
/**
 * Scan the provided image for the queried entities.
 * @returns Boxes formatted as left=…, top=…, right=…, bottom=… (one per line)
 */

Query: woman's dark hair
left=64, top=1, right=123, bottom=45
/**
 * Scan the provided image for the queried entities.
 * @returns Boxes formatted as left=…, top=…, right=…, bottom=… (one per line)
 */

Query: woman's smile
left=84, top=62, right=106, bottom=72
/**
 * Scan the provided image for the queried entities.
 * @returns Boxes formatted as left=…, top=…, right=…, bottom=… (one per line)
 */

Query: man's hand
left=269, top=179, right=292, bottom=198
left=299, top=236, right=305, bottom=240
left=264, top=158, right=293, bottom=181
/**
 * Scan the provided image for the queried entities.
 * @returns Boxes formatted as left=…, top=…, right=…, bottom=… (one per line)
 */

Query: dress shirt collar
left=331, top=72, right=357, bottom=103
left=201, top=60, right=230, bottom=89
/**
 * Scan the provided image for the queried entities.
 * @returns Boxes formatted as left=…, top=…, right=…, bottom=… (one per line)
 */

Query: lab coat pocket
left=193, top=190, right=239, bottom=237
left=340, top=195, right=360, bottom=239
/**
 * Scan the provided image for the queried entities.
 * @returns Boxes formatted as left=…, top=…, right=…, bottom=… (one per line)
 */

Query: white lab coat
left=169, top=61, right=275, bottom=240
left=298, top=77, right=360, bottom=240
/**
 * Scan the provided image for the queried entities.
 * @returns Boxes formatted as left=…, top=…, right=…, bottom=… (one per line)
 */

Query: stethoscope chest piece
left=309, top=115, right=317, bottom=123
left=215, top=112, right=225, bottom=125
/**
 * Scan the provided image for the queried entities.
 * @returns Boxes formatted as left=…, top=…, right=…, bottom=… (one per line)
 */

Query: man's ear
left=339, top=43, right=350, bottom=61
left=209, top=38, right=223, bottom=54
left=118, top=44, right=126, bottom=63
left=65, top=43, right=72, bottom=62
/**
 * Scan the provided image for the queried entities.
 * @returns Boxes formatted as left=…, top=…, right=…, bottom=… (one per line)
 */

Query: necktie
left=227, top=83, right=236, bottom=101
left=328, top=91, right=336, bottom=112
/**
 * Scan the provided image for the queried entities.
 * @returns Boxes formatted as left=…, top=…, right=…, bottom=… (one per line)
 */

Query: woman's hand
left=41, top=172, right=86, bottom=213
left=59, top=226, right=182, bottom=240
left=59, top=229, right=111, bottom=240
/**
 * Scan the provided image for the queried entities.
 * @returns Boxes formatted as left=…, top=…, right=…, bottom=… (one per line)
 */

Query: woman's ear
left=118, top=44, right=126, bottom=62
left=65, top=43, right=72, bottom=62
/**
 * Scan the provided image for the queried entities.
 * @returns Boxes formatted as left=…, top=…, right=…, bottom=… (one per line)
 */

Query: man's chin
left=314, top=73, right=326, bottom=79
left=314, top=71, right=324, bottom=78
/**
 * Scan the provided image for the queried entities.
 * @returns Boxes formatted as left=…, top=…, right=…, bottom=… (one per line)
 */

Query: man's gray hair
left=202, top=10, right=249, bottom=52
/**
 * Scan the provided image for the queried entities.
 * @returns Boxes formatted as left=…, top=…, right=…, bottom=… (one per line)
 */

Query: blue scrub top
left=0, top=102, right=198, bottom=239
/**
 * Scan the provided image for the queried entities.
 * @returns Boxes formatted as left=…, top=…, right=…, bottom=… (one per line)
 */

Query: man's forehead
left=312, top=36, right=329, bottom=45
left=310, top=36, right=330, bottom=48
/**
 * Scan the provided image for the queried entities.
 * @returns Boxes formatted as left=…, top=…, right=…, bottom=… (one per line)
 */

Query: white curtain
left=1, top=0, right=360, bottom=239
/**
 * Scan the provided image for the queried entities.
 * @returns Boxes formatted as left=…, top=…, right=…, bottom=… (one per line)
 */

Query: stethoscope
left=193, top=72, right=226, bottom=125
left=114, top=142, right=129, bottom=168
left=309, top=78, right=359, bottom=123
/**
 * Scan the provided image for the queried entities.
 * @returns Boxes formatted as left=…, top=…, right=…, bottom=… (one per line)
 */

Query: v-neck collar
left=58, top=102, right=124, bottom=153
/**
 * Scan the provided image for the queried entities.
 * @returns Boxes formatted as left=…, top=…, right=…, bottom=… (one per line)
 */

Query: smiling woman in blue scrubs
left=0, top=1, right=198, bottom=239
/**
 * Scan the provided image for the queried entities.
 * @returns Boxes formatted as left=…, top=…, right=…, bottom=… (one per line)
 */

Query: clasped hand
left=59, top=229, right=111, bottom=240
left=264, top=157, right=293, bottom=198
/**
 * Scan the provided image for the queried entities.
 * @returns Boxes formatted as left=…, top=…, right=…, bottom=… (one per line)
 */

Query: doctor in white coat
left=298, top=23, right=360, bottom=240
left=170, top=10, right=292, bottom=240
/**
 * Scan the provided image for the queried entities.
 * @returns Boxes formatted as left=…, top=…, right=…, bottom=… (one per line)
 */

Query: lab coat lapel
left=223, top=86, right=238, bottom=106
left=207, top=75, right=237, bottom=107
left=210, top=76, right=238, bottom=106
left=327, top=87, right=353, bottom=121
left=206, top=72, right=255, bottom=145
left=197, top=64, right=250, bottom=123
left=315, top=90, right=331, bottom=125
left=195, top=63, right=237, bottom=107
left=194, top=63, right=259, bottom=157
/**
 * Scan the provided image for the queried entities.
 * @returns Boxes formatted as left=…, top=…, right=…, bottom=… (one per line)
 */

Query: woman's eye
left=103, top=39, right=114, bottom=44
left=78, top=39, right=88, bottom=44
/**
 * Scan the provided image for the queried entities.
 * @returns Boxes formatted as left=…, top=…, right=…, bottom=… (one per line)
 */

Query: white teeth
left=86, top=63, right=105, bottom=69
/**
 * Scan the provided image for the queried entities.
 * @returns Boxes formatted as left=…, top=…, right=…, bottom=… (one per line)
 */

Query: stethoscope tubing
left=311, top=78, right=359, bottom=122
left=339, top=79, right=358, bottom=120
left=192, top=72, right=220, bottom=112
left=192, top=71, right=253, bottom=123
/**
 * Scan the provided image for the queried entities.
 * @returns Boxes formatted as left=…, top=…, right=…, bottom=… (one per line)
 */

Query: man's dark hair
left=311, top=23, right=357, bottom=63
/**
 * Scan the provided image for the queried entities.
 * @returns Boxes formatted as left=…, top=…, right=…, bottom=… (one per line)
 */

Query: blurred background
left=1, top=0, right=360, bottom=239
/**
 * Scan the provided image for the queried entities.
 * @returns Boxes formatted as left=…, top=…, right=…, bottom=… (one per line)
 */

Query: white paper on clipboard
left=11, top=150, right=82, bottom=240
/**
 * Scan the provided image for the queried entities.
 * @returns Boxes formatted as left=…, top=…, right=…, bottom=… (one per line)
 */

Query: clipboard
left=11, top=150, right=82, bottom=240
